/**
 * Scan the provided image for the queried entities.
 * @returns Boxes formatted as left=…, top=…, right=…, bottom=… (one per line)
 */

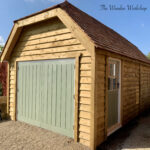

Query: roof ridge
left=13, top=1, right=150, bottom=64
left=62, top=3, right=142, bottom=50
left=60, top=2, right=150, bottom=63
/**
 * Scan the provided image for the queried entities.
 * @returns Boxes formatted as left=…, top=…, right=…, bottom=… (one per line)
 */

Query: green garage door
left=17, top=59, right=75, bottom=138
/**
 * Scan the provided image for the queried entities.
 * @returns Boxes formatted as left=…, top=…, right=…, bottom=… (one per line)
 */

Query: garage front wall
left=8, top=17, right=92, bottom=147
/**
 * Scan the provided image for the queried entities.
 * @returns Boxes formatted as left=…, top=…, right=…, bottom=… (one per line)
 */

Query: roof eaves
left=0, top=24, right=15, bottom=62
left=96, top=44, right=150, bottom=64
left=13, top=2, right=68, bottom=23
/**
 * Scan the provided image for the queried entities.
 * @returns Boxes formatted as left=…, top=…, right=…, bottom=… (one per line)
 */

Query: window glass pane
left=109, top=63, right=116, bottom=77
left=113, top=78, right=116, bottom=89
left=108, top=78, right=113, bottom=90
left=110, top=64, right=113, bottom=76
left=113, top=64, right=116, bottom=76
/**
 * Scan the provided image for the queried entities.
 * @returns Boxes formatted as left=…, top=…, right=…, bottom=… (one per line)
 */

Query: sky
left=0, top=0, right=150, bottom=55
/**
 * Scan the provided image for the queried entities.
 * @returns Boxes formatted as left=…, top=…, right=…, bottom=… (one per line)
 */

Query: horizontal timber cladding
left=140, top=65, right=150, bottom=112
left=95, top=49, right=150, bottom=147
left=95, top=51, right=106, bottom=146
left=8, top=17, right=92, bottom=147
left=122, top=61, right=140, bottom=124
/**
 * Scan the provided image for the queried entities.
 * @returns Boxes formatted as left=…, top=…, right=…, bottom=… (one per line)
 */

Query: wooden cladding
left=122, top=61, right=140, bottom=124
left=6, top=15, right=150, bottom=150
left=8, top=18, right=92, bottom=147
left=95, top=52, right=106, bottom=146
left=140, top=65, right=150, bottom=112
left=95, top=50, right=150, bottom=148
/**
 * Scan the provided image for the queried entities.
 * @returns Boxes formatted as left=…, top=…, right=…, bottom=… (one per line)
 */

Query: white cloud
left=0, top=36, right=5, bottom=46
left=141, top=23, right=145, bottom=27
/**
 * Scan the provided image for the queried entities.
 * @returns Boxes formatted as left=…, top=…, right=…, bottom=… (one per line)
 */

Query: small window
left=108, top=61, right=119, bottom=91
left=109, top=63, right=116, bottom=77
left=113, top=78, right=116, bottom=89
left=108, top=78, right=113, bottom=90
left=108, top=78, right=117, bottom=91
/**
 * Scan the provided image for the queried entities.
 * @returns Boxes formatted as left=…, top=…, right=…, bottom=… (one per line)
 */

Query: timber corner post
left=104, top=56, right=108, bottom=139
left=14, top=61, right=18, bottom=121
left=74, top=53, right=81, bottom=142
left=121, top=59, right=124, bottom=125
left=90, top=48, right=97, bottom=150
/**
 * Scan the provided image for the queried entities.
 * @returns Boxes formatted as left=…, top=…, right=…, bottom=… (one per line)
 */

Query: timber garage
left=1, top=2, right=150, bottom=150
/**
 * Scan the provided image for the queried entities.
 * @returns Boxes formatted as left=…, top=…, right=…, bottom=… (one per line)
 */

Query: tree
left=147, top=52, right=150, bottom=60
left=0, top=62, right=7, bottom=96
left=0, top=45, right=7, bottom=96
left=0, top=45, right=3, bottom=52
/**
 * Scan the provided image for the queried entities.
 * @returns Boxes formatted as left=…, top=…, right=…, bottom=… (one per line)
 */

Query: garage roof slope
left=1, top=1, right=150, bottom=64
left=60, top=2, right=149, bottom=63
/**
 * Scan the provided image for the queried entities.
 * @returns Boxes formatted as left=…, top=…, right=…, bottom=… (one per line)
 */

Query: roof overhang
left=0, top=5, right=95, bottom=62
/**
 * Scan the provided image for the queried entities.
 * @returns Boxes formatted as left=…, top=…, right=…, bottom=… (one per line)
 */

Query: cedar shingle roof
left=15, top=2, right=150, bottom=63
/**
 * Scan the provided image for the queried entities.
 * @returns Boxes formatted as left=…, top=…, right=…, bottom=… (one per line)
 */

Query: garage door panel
left=40, top=121, right=74, bottom=137
left=29, top=65, right=32, bottom=120
left=27, top=65, right=31, bottom=120
left=42, top=63, right=52, bottom=125
left=41, top=64, right=46, bottom=124
left=47, top=64, right=53, bottom=125
left=32, top=65, right=37, bottom=122
left=51, top=63, right=57, bottom=126
left=61, top=64, right=67, bottom=129
left=66, top=64, right=73, bottom=130
left=17, top=59, right=75, bottom=138
left=23, top=65, right=26, bottom=119
left=43, top=64, right=49, bottom=124
left=18, top=115, right=41, bottom=127
left=17, top=64, right=22, bottom=120
left=35, top=64, right=40, bottom=122
left=31, top=65, right=35, bottom=120
left=71, top=64, right=75, bottom=130
left=56, top=64, right=62, bottom=127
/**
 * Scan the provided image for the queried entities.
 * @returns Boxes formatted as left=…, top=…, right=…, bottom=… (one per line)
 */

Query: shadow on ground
left=97, top=110, right=150, bottom=150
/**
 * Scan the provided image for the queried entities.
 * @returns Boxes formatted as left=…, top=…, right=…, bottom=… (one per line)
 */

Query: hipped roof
left=2, top=1, right=150, bottom=64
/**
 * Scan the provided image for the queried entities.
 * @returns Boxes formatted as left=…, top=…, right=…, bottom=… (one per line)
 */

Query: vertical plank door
left=17, top=59, right=75, bottom=138
left=107, top=59, right=121, bottom=135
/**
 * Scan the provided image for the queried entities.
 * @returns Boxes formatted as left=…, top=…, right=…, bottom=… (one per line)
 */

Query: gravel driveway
left=0, top=121, right=90, bottom=150
left=0, top=111, right=149, bottom=150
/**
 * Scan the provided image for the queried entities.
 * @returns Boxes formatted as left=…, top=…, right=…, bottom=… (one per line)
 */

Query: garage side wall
left=95, top=51, right=141, bottom=146
left=122, top=60, right=140, bottom=124
left=8, top=18, right=92, bottom=147
left=95, top=50, right=142, bottom=147
left=95, top=51, right=106, bottom=146
left=140, top=65, right=150, bottom=112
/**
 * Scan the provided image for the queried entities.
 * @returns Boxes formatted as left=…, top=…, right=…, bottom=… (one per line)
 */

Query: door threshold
left=107, top=123, right=122, bottom=136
